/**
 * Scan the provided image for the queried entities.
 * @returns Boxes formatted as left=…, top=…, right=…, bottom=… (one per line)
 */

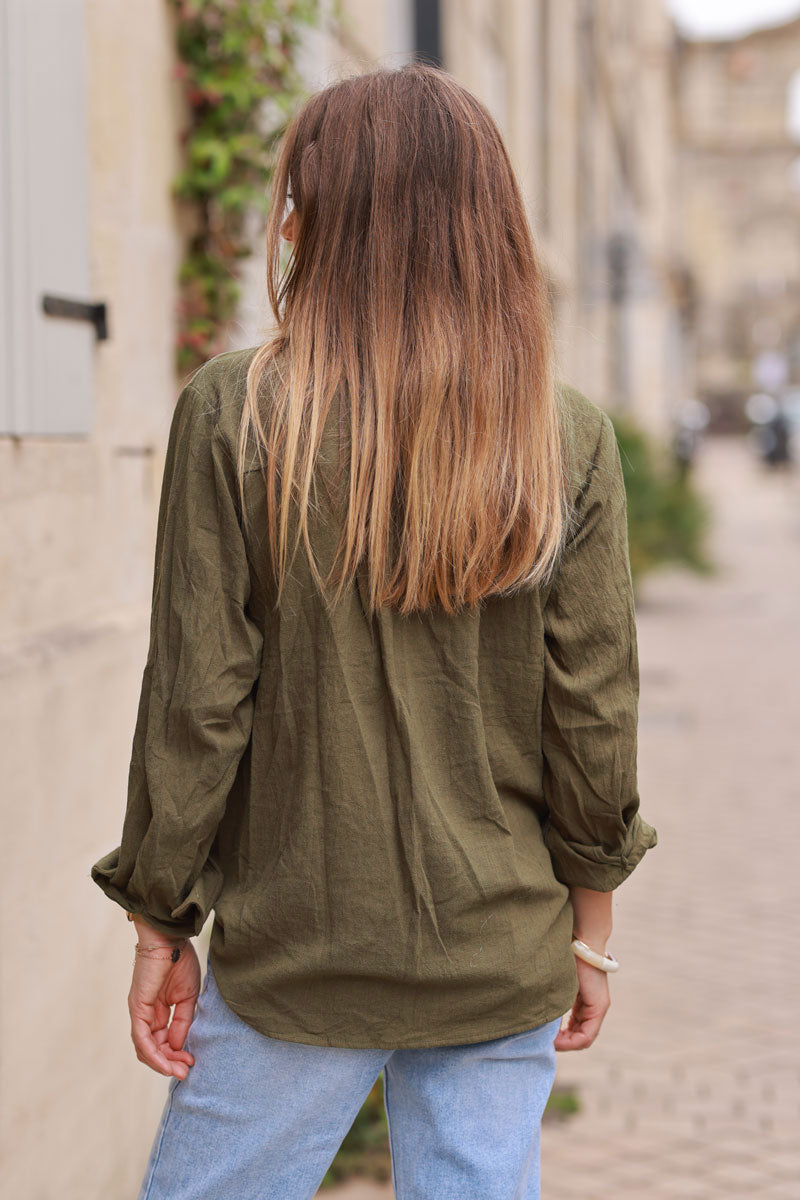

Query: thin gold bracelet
left=134, top=941, right=187, bottom=963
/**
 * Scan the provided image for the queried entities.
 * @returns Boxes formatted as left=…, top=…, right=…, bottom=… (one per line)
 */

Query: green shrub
left=543, top=1082, right=581, bottom=1121
left=608, top=411, right=715, bottom=591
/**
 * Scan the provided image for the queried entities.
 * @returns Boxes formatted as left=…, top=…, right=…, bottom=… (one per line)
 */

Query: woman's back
left=94, top=344, right=655, bottom=1048
left=91, top=64, right=658, bottom=1200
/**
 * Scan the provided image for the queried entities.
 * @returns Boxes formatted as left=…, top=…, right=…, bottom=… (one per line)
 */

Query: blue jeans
left=138, top=956, right=562, bottom=1200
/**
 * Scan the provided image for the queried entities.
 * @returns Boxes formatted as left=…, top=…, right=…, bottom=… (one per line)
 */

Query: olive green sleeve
left=90, top=377, right=263, bottom=938
left=540, top=410, right=658, bottom=891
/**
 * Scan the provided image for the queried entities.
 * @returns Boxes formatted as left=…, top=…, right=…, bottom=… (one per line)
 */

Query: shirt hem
left=211, top=969, right=569, bottom=1050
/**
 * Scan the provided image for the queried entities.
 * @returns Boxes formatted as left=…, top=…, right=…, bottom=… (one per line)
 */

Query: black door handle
left=42, top=294, right=109, bottom=341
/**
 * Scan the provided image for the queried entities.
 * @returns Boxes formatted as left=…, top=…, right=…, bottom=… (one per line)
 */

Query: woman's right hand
left=554, top=957, right=611, bottom=1051
left=128, top=933, right=201, bottom=1079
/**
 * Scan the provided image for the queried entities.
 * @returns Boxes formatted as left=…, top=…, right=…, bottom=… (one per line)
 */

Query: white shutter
left=0, top=0, right=95, bottom=436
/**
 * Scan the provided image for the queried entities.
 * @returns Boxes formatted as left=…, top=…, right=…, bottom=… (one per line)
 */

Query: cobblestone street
left=324, top=433, right=800, bottom=1199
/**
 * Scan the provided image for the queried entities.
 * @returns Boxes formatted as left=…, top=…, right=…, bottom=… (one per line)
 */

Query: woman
left=91, top=63, right=657, bottom=1200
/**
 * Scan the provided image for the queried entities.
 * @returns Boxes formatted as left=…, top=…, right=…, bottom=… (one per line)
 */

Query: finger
left=562, top=1004, right=586, bottom=1035
left=167, top=996, right=197, bottom=1053
left=567, top=1003, right=587, bottom=1028
left=554, top=1026, right=594, bottom=1051
left=146, top=1001, right=170, bottom=1051
left=154, top=996, right=171, bottom=1034
left=131, top=1016, right=187, bottom=1078
left=558, top=1010, right=605, bottom=1050
left=159, top=1043, right=195, bottom=1067
left=151, top=1024, right=194, bottom=1066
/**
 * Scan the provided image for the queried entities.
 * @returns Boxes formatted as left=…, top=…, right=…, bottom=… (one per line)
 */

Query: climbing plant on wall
left=168, top=0, right=318, bottom=374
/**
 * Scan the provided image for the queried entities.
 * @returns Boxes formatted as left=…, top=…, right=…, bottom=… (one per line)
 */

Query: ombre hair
left=236, top=63, right=571, bottom=617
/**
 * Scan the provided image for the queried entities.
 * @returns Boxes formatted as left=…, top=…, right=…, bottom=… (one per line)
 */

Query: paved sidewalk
left=542, top=435, right=800, bottom=1198
left=323, top=435, right=800, bottom=1198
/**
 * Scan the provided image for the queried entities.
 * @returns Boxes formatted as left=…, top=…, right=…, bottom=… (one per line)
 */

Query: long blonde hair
left=237, top=63, right=570, bottom=616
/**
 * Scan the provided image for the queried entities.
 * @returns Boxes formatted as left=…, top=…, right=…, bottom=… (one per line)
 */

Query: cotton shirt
left=91, top=345, right=658, bottom=1050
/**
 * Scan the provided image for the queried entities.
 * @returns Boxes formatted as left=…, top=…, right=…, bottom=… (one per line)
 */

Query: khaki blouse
left=91, top=345, right=658, bottom=1049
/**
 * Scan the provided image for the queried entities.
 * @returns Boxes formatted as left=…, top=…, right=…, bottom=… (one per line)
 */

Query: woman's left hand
left=128, top=927, right=201, bottom=1079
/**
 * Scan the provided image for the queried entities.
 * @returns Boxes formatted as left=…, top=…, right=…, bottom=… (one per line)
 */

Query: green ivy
left=168, top=0, right=319, bottom=373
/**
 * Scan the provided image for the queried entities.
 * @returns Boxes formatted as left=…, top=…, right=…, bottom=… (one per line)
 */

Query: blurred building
left=676, top=13, right=800, bottom=427
left=0, top=2, right=685, bottom=1196
left=270, top=0, right=689, bottom=435
left=526, top=0, right=687, bottom=434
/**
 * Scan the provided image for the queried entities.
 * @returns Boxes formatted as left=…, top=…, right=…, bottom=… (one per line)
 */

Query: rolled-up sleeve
left=540, top=409, right=658, bottom=891
left=90, top=377, right=263, bottom=938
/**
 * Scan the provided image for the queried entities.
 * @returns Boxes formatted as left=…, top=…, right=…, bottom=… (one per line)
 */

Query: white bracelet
left=571, top=938, right=620, bottom=972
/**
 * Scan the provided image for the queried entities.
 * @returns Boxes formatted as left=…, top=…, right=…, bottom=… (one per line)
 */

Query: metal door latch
left=42, top=293, right=109, bottom=341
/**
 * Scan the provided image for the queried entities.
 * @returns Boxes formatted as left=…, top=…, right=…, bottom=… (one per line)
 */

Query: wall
left=0, top=2, right=193, bottom=1196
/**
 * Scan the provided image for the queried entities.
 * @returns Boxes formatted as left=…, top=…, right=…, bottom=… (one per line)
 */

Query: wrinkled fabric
left=91, top=346, right=657, bottom=1050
